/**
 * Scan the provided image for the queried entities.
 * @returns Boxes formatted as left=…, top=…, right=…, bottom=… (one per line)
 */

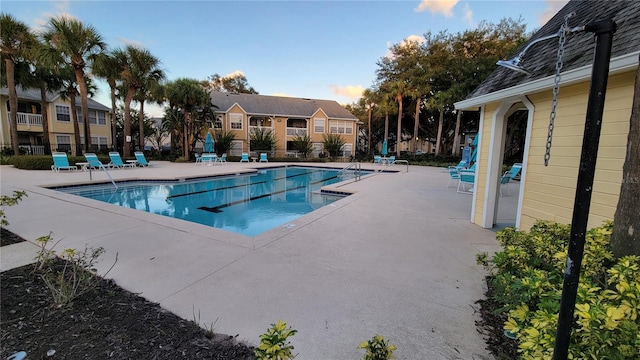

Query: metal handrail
left=88, top=165, right=118, bottom=189
left=378, top=159, right=409, bottom=173
left=338, top=162, right=362, bottom=181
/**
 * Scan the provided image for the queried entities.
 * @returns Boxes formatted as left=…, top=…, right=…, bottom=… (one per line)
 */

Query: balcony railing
left=286, top=127, right=308, bottom=136
left=18, top=145, right=45, bottom=155
left=249, top=125, right=273, bottom=132
left=9, top=112, right=43, bottom=127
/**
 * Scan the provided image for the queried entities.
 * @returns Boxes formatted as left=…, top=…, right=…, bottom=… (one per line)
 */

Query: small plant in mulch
left=476, top=220, right=640, bottom=359
left=255, top=320, right=298, bottom=360
left=1, top=229, right=255, bottom=359
left=358, top=334, right=397, bottom=360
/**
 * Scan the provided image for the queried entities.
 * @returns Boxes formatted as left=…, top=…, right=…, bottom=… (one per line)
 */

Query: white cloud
left=271, top=93, right=292, bottom=98
left=539, top=0, right=570, bottom=25
left=33, top=0, right=75, bottom=31
left=462, top=3, right=474, bottom=26
left=330, top=85, right=365, bottom=100
left=223, top=70, right=245, bottom=79
left=116, top=37, right=145, bottom=48
left=415, top=0, right=459, bottom=17
left=384, top=35, right=424, bottom=59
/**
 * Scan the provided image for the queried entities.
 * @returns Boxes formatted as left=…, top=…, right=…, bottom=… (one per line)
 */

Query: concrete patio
left=0, top=161, right=519, bottom=359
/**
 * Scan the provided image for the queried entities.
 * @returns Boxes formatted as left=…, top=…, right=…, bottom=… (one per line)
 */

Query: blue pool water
left=55, top=166, right=363, bottom=236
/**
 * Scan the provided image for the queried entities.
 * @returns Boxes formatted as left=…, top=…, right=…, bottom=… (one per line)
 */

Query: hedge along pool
left=52, top=166, right=366, bottom=236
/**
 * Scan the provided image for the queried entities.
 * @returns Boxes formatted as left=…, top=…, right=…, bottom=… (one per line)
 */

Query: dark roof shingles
left=210, top=92, right=357, bottom=120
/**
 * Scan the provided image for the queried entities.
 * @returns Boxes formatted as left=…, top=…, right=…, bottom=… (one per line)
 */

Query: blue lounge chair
left=387, top=156, right=396, bottom=165
left=259, top=153, right=268, bottom=162
left=374, top=155, right=382, bottom=164
left=457, top=169, right=475, bottom=194
left=109, top=152, right=135, bottom=169
left=51, top=152, right=77, bottom=172
left=500, top=163, right=523, bottom=196
left=447, top=166, right=460, bottom=187
left=218, top=153, right=227, bottom=164
left=240, top=153, right=249, bottom=162
left=455, top=160, right=468, bottom=170
left=134, top=151, right=150, bottom=167
left=84, top=153, right=109, bottom=170
left=195, top=153, right=202, bottom=165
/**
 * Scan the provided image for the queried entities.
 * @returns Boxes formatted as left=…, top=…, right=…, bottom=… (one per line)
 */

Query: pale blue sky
left=5, top=0, right=568, bottom=115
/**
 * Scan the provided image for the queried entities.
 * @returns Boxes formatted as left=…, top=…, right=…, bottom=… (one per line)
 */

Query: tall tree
left=93, top=51, right=124, bottom=149
left=205, top=72, right=258, bottom=94
left=30, top=50, right=63, bottom=155
left=113, top=45, right=164, bottom=157
left=0, top=14, right=37, bottom=154
left=611, top=55, right=640, bottom=257
left=164, top=78, right=211, bottom=161
left=40, top=17, right=105, bottom=152
left=58, top=68, right=96, bottom=155
left=361, top=88, right=377, bottom=154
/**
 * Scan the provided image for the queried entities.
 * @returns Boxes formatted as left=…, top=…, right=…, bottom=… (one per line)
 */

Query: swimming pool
left=54, top=166, right=364, bottom=236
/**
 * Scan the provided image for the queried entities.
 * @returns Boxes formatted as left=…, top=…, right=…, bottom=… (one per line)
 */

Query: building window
left=230, top=113, right=243, bottom=130
left=55, top=135, right=71, bottom=152
left=98, top=112, right=107, bottom=125
left=214, top=115, right=223, bottom=129
left=312, top=143, right=323, bottom=157
left=55, top=105, right=71, bottom=122
left=342, top=143, right=353, bottom=157
left=329, top=121, right=353, bottom=134
left=76, top=109, right=83, bottom=123
left=314, top=118, right=325, bottom=133
left=90, top=136, right=108, bottom=150
left=230, top=140, right=243, bottom=156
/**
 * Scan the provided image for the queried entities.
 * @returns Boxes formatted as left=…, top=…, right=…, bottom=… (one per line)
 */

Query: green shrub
left=250, top=127, right=277, bottom=152
left=358, top=335, right=397, bottom=360
left=291, top=135, right=313, bottom=158
left=0, top=190, right=27, bottom=227
left=322, top=133, right=346, bottom=159
left=255, top=320, right=297, bottom=360
left=478, top=220, right=640, bottom=359
left=8, top=155, right=111, bottom=170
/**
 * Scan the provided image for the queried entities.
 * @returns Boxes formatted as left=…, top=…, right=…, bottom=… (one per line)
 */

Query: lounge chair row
left=373, top=155, right=395, bottom=165
left=447, top=163, right=522, bottom=196
left=51, top=151, right=150, bottom=172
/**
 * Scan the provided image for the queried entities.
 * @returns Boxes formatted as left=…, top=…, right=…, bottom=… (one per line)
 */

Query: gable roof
left=457, top=0, right=639, bottom=108
left=1, top=86, right=111, bottom=112
left=209, top=91, right=358, bottom=121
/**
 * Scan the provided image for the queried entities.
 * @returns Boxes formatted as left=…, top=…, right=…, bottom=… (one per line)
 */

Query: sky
left=4, top=0, right=569, bottom=116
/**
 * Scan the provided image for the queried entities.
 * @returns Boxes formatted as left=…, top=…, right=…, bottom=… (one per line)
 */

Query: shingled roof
left=209, top=91, right=358, bottom=120
left=1, top=86, right=110, bottom=111
left=461, top=0, right=639, bottom=104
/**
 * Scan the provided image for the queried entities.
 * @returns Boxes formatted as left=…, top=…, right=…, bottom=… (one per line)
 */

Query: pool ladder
left=88, top=165, right=118, bottom=189
left=338, top=162, right=362, bottom=181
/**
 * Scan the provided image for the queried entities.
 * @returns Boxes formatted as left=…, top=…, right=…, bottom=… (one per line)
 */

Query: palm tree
left=113, top=46, right=164, bottom=157
left=134, top=81, right=164, bottom=153
left=92, top=52, right=124, bottom=149
left=30, top=52, right=63, bottom=155
left=58, top=67, right=97, bottom=155
left=0, top=14, right=37, bottom=154
left=40, top=16, right=105, bottom=153
left=388, top=80, right=408, bottom=157
left=361, top=88, right=377, bottom=155
left=164, top=78, right=210, bottom=161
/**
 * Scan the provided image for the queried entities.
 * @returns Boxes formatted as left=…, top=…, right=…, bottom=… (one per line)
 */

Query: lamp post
left=552, top=18, right=616, bottom=360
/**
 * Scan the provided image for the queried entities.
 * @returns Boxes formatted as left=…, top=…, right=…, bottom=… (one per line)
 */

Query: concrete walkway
left=0, top=162, right=511, bottom=359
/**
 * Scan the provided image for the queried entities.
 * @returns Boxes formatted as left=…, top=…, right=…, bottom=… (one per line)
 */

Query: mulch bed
left=475, top=277, right=519, bottom=359
left=1, top=231, right=254, bottom=360
left=1, top=227, right=26, bottom=247
left=2, top=229, right=513, bottom=359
